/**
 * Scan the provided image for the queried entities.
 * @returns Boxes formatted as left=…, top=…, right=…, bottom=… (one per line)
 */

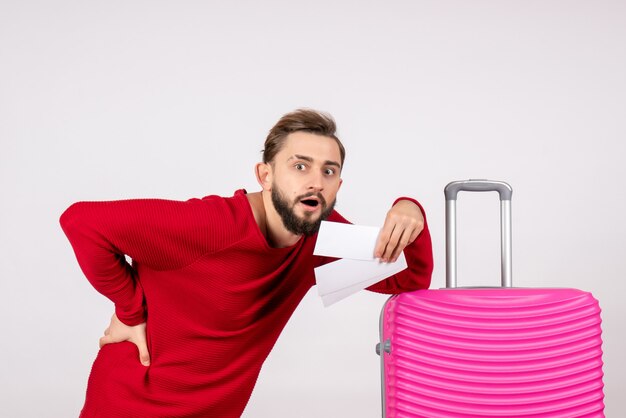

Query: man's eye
left=324, top=168, right=336, bottom=175
left=295, top=163, right=306, bottom=171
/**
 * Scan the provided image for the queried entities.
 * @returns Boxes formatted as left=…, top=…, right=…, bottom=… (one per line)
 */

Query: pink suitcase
left=377, top=180, right=605, bottom=417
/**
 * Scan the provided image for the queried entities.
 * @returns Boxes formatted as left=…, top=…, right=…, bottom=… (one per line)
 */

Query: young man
left=60, top=109, right=433, bottom=417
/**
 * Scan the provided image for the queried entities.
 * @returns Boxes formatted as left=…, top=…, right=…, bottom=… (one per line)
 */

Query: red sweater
left=60, top=189, right=433, bottom=417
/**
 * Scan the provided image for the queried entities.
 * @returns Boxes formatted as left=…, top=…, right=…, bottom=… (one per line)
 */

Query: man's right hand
left=99, top=313, right=151, bottom=367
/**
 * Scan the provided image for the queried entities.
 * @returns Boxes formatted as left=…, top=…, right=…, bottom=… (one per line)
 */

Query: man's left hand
left=374, top=199, right=424, bottom=263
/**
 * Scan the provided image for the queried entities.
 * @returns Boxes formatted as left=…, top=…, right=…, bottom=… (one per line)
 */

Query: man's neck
left=247, top=191, right=302, bottom=248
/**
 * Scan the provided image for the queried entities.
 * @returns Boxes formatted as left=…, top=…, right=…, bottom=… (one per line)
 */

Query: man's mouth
left=300, top=198, right=320, bottom=208
left=298, top=194, right=324, bottom=212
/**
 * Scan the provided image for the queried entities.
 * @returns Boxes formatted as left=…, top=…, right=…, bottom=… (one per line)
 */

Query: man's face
left=268, top=131, right=343, bottom=236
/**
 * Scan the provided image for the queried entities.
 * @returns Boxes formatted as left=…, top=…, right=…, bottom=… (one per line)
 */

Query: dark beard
left=271, top=186, right=336, bottom=236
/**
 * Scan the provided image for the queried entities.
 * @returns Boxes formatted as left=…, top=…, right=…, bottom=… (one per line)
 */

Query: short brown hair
left=263, top=109, right=346, bottom=167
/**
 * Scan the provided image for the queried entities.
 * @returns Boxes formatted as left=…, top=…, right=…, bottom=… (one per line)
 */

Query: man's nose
left=307, top=171, right=324, bottom=191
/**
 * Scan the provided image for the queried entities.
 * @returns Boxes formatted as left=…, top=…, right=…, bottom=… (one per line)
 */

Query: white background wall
left=1, top=1, right=624, bottom=417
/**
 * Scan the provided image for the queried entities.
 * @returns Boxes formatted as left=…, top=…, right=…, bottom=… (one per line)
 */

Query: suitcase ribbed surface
left=381, top=288, right=604, bottom=417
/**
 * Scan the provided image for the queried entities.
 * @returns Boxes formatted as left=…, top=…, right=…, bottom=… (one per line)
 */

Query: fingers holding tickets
left=375, top=199, right=424, bottom=263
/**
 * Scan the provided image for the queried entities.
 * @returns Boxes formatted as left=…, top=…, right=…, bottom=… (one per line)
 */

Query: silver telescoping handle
left=445, top=179, right=513, bottom=289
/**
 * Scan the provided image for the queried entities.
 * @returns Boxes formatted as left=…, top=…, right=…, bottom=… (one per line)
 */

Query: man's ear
left=255, top=162, right=272, bottom=191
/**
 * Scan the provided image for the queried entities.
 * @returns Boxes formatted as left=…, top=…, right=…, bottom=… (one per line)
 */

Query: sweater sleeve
left=59, top=195, right=236, bottom=325
left=316, top=197, right=433, bottom=294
